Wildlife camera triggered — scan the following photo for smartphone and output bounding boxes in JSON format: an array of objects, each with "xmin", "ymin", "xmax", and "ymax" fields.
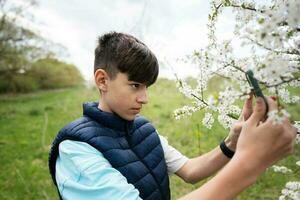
[
  {"xmin": 246, "ymin": 71, "xmax": 300, "ymax": 134},
  {"xmin": 245, "ymin": 70, "xmax": 269, "ymax": 114}
]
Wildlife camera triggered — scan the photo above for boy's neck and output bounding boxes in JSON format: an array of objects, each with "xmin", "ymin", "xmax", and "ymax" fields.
[{"xmin": 98, "ymin": 100, "xmax": 112, "ymax": 113}]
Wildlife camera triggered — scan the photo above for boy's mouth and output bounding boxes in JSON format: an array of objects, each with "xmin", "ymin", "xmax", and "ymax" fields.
[{"xmin": 131, "ymin": 107, "xmax": 141, "ymax": 112}]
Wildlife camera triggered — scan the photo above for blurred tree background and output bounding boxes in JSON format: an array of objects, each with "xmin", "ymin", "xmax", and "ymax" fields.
[{"xmin": 0, "ymin": 0, "xmax": 83, "ymax": 93}]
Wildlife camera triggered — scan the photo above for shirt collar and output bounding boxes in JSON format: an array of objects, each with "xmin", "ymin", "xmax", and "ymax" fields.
[{"xmin": 83, "ymin": 102, "xmax": 135, "ymax": 135}]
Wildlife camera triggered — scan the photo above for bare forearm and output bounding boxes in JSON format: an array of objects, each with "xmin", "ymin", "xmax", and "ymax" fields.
[
  {"xmin": 178, "ymin": 97, "xmax": 297, "ymax": 199},
  {"xmin": 177, "ymin": 139, "xmax": 234, "ymax": 183},
  {"xmin": 178, "ymin": 155, "xmax": 260, "ymax": 200},
  {"xmin": 190, "ymin": 147, "xmax": 229, "ymax": 182}
]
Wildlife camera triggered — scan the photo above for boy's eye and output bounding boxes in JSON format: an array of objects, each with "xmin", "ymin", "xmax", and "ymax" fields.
[{"xmin": 131, "ymin": 84, "xmax": 140, "ymax": 89}]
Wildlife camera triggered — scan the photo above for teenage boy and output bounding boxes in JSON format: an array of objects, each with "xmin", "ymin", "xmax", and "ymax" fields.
[{"xmin": 49, "ymin": 32, "xmax": 297, "ymax": 200}]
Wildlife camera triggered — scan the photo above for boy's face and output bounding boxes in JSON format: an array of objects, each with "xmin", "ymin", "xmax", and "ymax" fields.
[{"xmin": 99, "ymin": 72, "xmax": 148, "ymax": 121}]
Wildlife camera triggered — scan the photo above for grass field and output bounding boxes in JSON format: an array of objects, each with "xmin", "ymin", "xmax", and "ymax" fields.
[{"xmin": 0, "ymin": 78, "xmax": 299, "ymax": 200}]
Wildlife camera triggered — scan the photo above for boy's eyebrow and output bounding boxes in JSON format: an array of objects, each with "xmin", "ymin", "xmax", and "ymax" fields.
[
  {"xmin": 128, "ymin": 81, "xmax": 148, "ymax": 87},
  {"xmin": 128, "ymin": 80, "xmax": 143, "ymax": 84}
]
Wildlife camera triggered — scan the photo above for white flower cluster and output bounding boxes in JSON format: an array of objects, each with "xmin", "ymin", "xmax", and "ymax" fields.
[
  {"xmin": 267, "ymin": 109, "xmax": 291, "ymax": 124},
  {"xmin": 202, "ymin": 113, "xmax": 214, "ymax": 129},
  {"xmin": 174, "ymin": 77, "xmax": 241, "ymax": 129},
  {"xmin": 176, "ymin": 80, "xmax": 195, "ymax": 99},
  {"xmin": 218, "ymin": 87, "xmax": 240, "ymax": 108},
  {"xmin": 218, "ymin": 114, "xmax": 236, "ymax": 129},
  {"xmin": 279, "ymin": 181, "xmax": 300, "ymax": 200},
  {"xmin": 294, "ymin": 121, "xmax": 300, "ymax": 144},
  {"xmin": 296, "ymin": 135, "xmax": 300, "ymax": 145},
  {"xmin": 174, "ymin": 0, "xmax": 299, "ymax": 130},
  {"xmin": 232, "ymin": 1, "xmax": 299, "ymax": 92},
  {"xmin": 233, "ymin": 0, "xmax": 300, "ymax": 94},
  {"xmin": 174, "ymin": 105, "xmax": 199, "ymax": 120},
  {"xmin": 294, "ymin": 121, "xmax": 300, "ymax": 131},
  {"xmin": 240, "ymin": 0, "xmax": 300, "ymax": 47},
  {"xmin": 173, "ymin": 1, "xmax": 299, "ymax": 197},
  {"xmin": 271, "ymin": 165, "xmax": 293, "ymax": 174},
  {"xmin": 259, "ymin": 54, "xmax": 298, "ymax": 86}
]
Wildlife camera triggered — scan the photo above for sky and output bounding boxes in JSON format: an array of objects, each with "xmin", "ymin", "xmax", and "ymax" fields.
[{"xmin": 28, "ymin": 0, "xmax": 235, "ymax": 81}]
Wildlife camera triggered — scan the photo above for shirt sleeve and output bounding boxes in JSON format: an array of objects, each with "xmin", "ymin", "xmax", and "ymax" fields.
[
  {"xmin": 55, "ymin": 140, "xmax": 142, "ymax": 200},
  {"xmin": 158, "ymin": 134, "xmax": 189, "ymax": 175}
]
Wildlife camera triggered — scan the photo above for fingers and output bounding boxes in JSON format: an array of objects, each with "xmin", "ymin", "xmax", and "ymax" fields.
[
  {"xmin": 282, "ymin": 118, "xmax": 297, "ymax": 140},
  {"xmin": 247, "ymin": 97, "xmax": 268, "ymax": 126},
  {"xmin": 232, "ymin": 121, "xmax": 243, "ymax": 134},
  {"xmin": 266, "ymin": 97, "xmax": 277, "ymax": 112},
  {"xmin": 241, "ymin": 94, "xmax": 253, "ymax": 121},
  {"xmin": 265, "ymin": 97, "xmax": 280, "ymax": 124}
]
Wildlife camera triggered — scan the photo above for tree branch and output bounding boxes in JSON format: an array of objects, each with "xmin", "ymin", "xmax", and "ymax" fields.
[
  {"xmin": 246, "ymin": 37, "xmax": 300, "ymax": 56},
  {"xmin": 230, "ymin": 3, "xmax": 265, "ymax": 13},
  {"xmin": 263, "ymin": 77, "xmax": 300, "ymax": 88}
]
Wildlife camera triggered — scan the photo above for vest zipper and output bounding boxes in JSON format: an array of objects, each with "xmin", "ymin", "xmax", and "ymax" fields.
[{"xmin": 124, "ymin": 123, "xmax": 166, "ymax": 200}]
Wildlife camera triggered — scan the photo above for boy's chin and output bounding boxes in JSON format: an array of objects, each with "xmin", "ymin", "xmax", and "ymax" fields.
[{"xmin": 120, "ymin": 114, "xmax": 137, "ymax": 121}]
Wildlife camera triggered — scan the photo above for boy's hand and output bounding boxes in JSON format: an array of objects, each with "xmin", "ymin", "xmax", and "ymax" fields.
[
  {"xmin": 225, "ymin": 94, "xmax": 253, "ymax": 151},
  {"xmin": 235, "ymin": 96, "xmax": 297, "ymax": 172},
  {"xmin": 178, "ymin": 97, "xmax": 296, "ymax": 200}
]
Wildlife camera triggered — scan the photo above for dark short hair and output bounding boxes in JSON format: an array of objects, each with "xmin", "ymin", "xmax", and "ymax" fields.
[{"xmin": 94, "ymin": 32, "xmax": 159, "ymax": 86}]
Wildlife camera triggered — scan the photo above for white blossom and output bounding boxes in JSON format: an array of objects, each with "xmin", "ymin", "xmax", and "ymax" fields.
[
  {"xmin": 202, "ymin": 113, "xmax": 214, "ymax": 129},
  {"xmin": 296, "ymin": 135, "xmax": 300, "ymax": 145},
  {"xmin": 174, "ymin": 0, "xmax": 299, "ymax": 130},
  {"xmin": 218, "ymin": 114, "xmax": 236, "ymax": 129},
  {"xmin": 267, "ymin": 109, "xmax": 291, "ymax": 124},
  {"xmin": 272, "ymin": 165, "xmax": 293, "ymax": 174},
  {"xmin": 174, "ymin": 105, "xmax": 199, "ymax": 120},
  {"xmin": 294, "ymin": 121, "xmax": 300, "ymax": 132},
  {"xmin": 286, "ymin": 0, "xmax": 300, "ymax": 28},
  {"xmin": 173, "ymin": 1, "xmax": 299, "ymax": 198},
  {"xmin": 279, "ymin": 181, "xmax": 300, "ymax": 200},
  {"xmin": 176, "ymin": 80, "xmax": 195, "ymax": 99},
  {"xmin": 291, "ymin": 96, "xmax": 300, "ymax": 104},
  {"xmin": 294, "ymin": 121, "xmax": 300, "ymax": 144}
]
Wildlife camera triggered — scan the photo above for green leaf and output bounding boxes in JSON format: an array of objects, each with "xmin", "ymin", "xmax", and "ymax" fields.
[
  {"xmin": 227, "ymin": 113, "xmax": 239, "ymax": 120},
  {"xmin": 258, "ymin": 18, "xmax": 265, "ymax": 24},
  {"xmin": 224, "ymin": 0, "xmax": 231, "ymax": 6},
  {"xmin": 258, "ymin": 64, "xmax": 266, "ymax": 70},
  {"xmin": 287, "ymin": 30, "xmax": 294, "ymax": 38}
]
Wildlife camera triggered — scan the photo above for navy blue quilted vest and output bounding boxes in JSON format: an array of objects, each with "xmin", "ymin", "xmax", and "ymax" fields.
[{"xmin": 49, "ymin": 102, "xmax": 170, "ymax": 200}]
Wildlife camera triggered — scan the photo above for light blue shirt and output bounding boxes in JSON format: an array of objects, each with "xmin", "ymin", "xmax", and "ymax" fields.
[{"xmin": 56, "ymin": 140, "xmax": 142, "ymax": 200}]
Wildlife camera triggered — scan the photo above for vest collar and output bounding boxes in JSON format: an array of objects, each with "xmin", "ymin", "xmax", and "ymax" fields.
[{"xmin": 83, "ymin": 102, "xmax": 134, "ymax": 135}]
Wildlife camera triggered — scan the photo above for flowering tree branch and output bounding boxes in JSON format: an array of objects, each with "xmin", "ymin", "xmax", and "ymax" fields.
[{"xmin": 173, "ymin": 1, "xmax": 300, "ymax": 197}]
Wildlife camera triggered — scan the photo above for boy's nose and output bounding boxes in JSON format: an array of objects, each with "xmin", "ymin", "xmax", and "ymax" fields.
[{"xmin": 137, "ymin": 89, "xmax": 148, "ymax": 104}]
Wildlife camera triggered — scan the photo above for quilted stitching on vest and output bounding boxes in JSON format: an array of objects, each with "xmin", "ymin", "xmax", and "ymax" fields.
[{"xmin": 49, "ymin": 102, "xmax": 170, "ymax": 200}]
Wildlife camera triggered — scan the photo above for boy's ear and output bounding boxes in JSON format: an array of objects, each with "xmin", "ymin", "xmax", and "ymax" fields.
[{"xmin": 94, "ymin": 69, "xmax": 109, "ymax": 92}]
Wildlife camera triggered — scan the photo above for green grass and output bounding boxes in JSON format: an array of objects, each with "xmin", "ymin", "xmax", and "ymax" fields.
[{"xmin": 0, "ymin": 80, "xmax": 299, "ymax": 199}]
